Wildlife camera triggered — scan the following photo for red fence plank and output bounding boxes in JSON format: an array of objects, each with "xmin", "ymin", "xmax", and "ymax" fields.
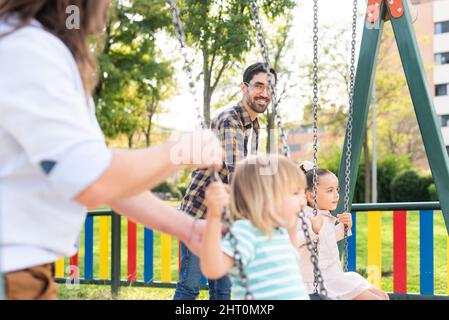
[
  {"xmin": 70, "ymin": 252, "xmax": 78, "ymax": 268},
  {"xmin": 128, "ymin": 220, "xmax": 137, "ymax": 282},
  {"xmin": 393, "ymin": 210, "xmax": 407, "ymax": 293},
  {"xmin": 70, "ymin": 252, "xmax": 79, "ymax": 279}
]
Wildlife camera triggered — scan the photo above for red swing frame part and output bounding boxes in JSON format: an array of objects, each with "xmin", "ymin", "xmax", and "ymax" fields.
[{"xmin": 366, "ymin": 0, "xmax": 405, "ymax": 23}]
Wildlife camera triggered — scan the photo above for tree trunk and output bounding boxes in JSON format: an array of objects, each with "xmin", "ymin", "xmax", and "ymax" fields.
[
  {"xmin": 145, "ymin": 113, "xmax": 153, "ymax": 148},
  {"xmin": 128, "ymin": 133, "xmax": 134, "ymax": 149},
  {"xmin": 203, "ymin": 48, "xmax": 211, "ymax": 127},
  {"xmin": 203, "ymin": 89, "xmax": 212, "ymax": 128},
  {"xmin": 94, "ymin": 21, "xmax": 112, "ymax": 98},
  {"xmin": 363, "ymin": 130, "xmax": 371, "ymax": 203},
  {"xmin": 144, "ymin": 130, "xmax": 151, "ymax": 148}
]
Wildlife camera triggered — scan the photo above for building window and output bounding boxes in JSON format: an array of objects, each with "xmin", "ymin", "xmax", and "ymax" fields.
[
  {"xmin": 289, "ymin": 144, "xmax": 302, "ymax": 152},
  {"xmin": 436, "ymin": 52, "xmax": 449, "ymax": 65},
  {"xmin": 441, "ymin": 115, "xmax": 449, "ymax": 127},
  {"xmin": 436, "ymin": 84, "xmax": 448, "ymax": 96},
  {"xmin": 435, "ymin": 21, "xmax": 449, "ymax": 34}
]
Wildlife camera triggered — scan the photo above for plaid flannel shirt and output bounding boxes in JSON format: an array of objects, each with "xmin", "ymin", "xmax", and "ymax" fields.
[{"xmin": 180, "ymin": 103, "xmax": 260, "ymax": 218}]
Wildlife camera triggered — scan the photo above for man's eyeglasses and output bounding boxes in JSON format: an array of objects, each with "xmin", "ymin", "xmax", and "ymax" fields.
[{"xmin": 244, "ymin": 82, "xmax": 274, "ymax": 94}]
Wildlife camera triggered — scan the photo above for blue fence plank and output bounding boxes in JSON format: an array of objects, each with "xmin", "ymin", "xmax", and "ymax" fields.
[
  {"xmin": 420, "ymin": 210, "xmax": 434, "ymax": 295},
  {"xmin": 84, "ymin": 215, "xmax": 94, "ymax": 280},
  {"xmin": 348, "ymin": 211, "xmax": 357, "ymax": 272},
  {"xmin": 144, "ymin": 228, "xmax": 154, "ymax": 282}
]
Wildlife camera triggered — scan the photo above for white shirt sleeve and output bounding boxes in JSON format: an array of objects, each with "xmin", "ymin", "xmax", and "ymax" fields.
[
  {"xmin": 297, "ymin": 206, "xmax": 319, "ymax": 248},
  {"xmin": 0, "ymin": 28, "xmax": 112, "ymax": 200}
]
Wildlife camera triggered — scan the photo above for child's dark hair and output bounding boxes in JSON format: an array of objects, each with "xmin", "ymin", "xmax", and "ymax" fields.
[{"xmin": 299, "ymin": 163, "xmax": 333, "ymax": 191}]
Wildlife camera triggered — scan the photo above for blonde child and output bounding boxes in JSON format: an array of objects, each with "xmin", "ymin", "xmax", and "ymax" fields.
[
  {"xmin": 200, "ymin": 155, "xmax": 309, "ymax": 300},
  {"xmin": 297, "ymin": 162, "xmax": 389, "ymax": 300}
]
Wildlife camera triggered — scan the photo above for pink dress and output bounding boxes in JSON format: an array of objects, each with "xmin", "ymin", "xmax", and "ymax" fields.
[{"xmin": 297, "ymin": 206, "xmax": 371, "ymax": 300}]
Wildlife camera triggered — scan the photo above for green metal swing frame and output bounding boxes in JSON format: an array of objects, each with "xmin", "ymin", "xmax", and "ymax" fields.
[{"xmin": 335, "ymin": 0, "xmax": 449, "ymax": 236}]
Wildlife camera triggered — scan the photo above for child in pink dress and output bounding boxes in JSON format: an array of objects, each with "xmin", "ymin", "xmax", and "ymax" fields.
[{"xmin": 296, "ymin": 162, "xmax": 389, "ymax": 300}]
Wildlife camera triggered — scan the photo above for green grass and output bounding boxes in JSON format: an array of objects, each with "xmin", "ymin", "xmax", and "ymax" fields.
[
  {"xmin": 57, "ymin": 208, "xmax": 449, "ymax": 300},
  {"xmin": 57, "ymin": 285, "xmax": 210, "ymax": 300}
]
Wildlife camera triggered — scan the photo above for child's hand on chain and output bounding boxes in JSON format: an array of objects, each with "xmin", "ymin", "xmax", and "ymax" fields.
[
  {"xmin": 204, "ymin": 182, "xmax": 230, "ymax": 218},
  {"xmin": 337, "ymin": 212, "xmax": 352, "ymax": 229}
]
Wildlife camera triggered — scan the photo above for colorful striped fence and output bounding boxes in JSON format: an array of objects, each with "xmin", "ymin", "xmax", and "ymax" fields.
[
  {"xmin": 348, "ymin": 202, "xmax": 449, "ymax": 299},
  {"xmin": 54, "ymin": 203, "xmax": 449, "ymax": 299},
  {"xmin": 54, "ymin": 210, "xmax": 193, "ymax": 294}
]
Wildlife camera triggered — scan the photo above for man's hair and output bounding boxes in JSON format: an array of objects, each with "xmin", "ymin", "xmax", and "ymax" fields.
[{"xmin": 243, "ymin": 62, "xmax": 277, "ymax": 84}]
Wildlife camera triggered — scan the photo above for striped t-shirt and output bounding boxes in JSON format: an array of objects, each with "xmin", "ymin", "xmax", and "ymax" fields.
[{"xmin": 221, "ymin": 220, "xmax": 309, "ymax": 300}]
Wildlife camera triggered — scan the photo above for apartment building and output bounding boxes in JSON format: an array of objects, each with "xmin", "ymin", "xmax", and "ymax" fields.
[{"xmin": 433, "ymin": 0, "xmax": 449, "ymax": 151}]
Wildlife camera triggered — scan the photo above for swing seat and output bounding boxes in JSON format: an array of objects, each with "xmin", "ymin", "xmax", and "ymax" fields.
[{"xmin": 309, "ymin": 293, "xmax": 332, "ymax": 300}]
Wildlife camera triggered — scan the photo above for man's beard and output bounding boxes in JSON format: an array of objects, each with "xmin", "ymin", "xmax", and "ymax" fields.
[{"xmin": 247, "ymin": 96, "xmax": 270, "ymax": 114}]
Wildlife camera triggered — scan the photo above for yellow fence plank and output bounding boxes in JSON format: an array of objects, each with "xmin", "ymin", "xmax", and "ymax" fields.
[
  {"xmin": 99, "ymin": 216, "xmax": 109, "ymax": 280},
  {"xmin": 368, "ymin": 211, "xmax": 382, "ymax": 288},
  {"xmin": 161, "ymin": 233, "xmax": 172, "ymax": 283},
  {"xmin": 55, "ymin": 258, "xmax": 65, "ymax": 278}
]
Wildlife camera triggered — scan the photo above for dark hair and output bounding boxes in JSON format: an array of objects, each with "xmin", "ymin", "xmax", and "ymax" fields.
[
  {"xmin": 299, "ymin": 164, "xmax": 333, "ymax": 192},
  {"xmin": 0, "ymin": 0, "xmax": 110, "ymax": 94},
  {"xmin": 243, "ymin": 62, "xmax": 277, "ymax": 84}
]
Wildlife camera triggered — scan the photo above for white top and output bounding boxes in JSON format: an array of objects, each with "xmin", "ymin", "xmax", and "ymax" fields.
[
  {"xmin": 0, "ymin": 17, "xmax": 112, "ymax": 272},
  {"xmin": 296, "ymin": 206, "xmax": 372, "ymax": 300},
  {"xmin": 297, "ymin": 206, "xmax": 352, "ymax": 282}
]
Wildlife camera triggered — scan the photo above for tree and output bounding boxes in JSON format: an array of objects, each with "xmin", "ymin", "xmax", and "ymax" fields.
[
  {"xmin": 95, "ymin": 0, "xmax": 174, "ymax": 148},
  {"xmin": 391, "ymin": 170, "xmax": 426, "ymax": 202},
  {"xmin": 376, "ymin": 154, "xmax": 411, "ymax": 202},
  {"xmin": 176, "ymin": 0, "xmax": 295, "ymax": 126}
]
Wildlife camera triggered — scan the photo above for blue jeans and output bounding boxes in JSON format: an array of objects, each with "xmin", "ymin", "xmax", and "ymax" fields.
[{"xmin": 173, "ymin": 242, "xmax": 231, "ymax": 300}]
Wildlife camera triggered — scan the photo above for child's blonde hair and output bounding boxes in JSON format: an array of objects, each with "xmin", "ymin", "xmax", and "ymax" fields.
[{"xmin": 229, "ymin": 154, "xmax": 306, "ymax": 236}]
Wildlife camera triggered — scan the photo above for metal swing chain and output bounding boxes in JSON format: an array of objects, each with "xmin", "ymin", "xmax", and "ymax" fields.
[
  {"xmin": 298, "ymin": 210, "xmax": 327, "ymax": 297},
  {"xmin": 342, "ymin": 0, "xmax": 358, "ymax": 273},
  {"xmin": 213, "ymin": 172, "xmax": 254, "ymax": 300},
  {"xmin": 167, "ymin": 0, "xmax": 206, "ymax": 129},
  {"xmin": 311, "ymin": 0, "xmax": 319, "ymax": 220},
  {"xmin": 168, "ymin": 0, "xmax": 253, "ymax": 299},
  {"xmin": 248, "ymin": 0, "xmax": 290, "ymax": 158},
  {"xmin": 311, "ymin": 0, "xmax": 324, "ymax": 296}
]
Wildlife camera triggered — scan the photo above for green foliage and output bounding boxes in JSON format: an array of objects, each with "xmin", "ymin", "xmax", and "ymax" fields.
[
  {"xmin": 419, "ymin": 174, "xmax": 434, "ymax": 201},
  {"xmin": 318, "ymin": 145, "xmax": 341, "ymax": 174},
  {"xmin": 95, "ymin": 0, "xmax": 174, "ymax": 146},
  {"xmin": 390, "ymin": 170, "xmax": 426, "ymax": 202},
  {"xmin": 376, "ymin": 155, "xmax": 411, "ymax": 202},
  {"xmin": 428, "ymin": 184, "xmax": 438, "ymax": 201},
  {"xmin": 319, "ymin": 150, "xmax": 416, "ymax": 203}
]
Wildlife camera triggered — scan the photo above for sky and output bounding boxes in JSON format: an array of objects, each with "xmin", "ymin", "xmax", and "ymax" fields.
[{"xmin": 155, "ymin": 0, "xmax": 371, "ymax": 132}]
